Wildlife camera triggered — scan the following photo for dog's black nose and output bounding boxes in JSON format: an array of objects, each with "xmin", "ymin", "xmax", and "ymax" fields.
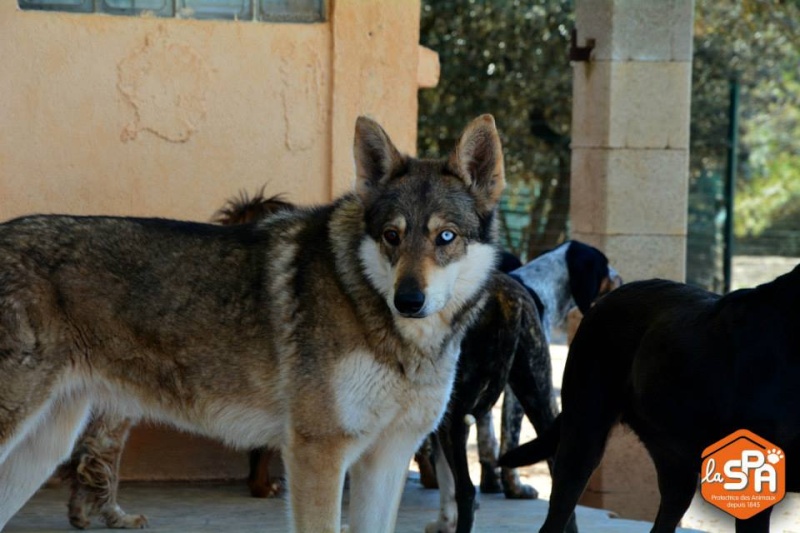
[{"xmin": 394, "ymin": 278, "xmax": 425, "ymax": 315}]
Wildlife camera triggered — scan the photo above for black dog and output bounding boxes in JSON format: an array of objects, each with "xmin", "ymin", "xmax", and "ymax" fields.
[{"xmin": 500, "ymin": 267, "xmax": 800, "ymax": 533}]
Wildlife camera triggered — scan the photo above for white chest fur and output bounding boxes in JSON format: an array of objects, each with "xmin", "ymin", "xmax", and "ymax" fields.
[{"xmin": 331, "ymin": 345, "xmax": 459, "ymax": 438}]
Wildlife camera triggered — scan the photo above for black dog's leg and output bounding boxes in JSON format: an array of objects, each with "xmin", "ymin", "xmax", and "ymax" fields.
[
  {"xmin": 426, "ymin": 424, "xmax": 477, "ymax": 533},
  {"xmin": 648, "ymin": 451, "xmax": 698, "ymax": 533},
  {"xmin": 506, "ymin": 338, "xmax": 578, "ymax": 532},
  {"xmin": 443, "ymin": 418, "xmax": 478, "ymax": 533},
  {"xmin": 734, "ymin": 507, "xmax": 772, "ymax": 533},
  {"xmin": 539, "ymin": 418, "xmax": 608, "ymax": 533}
]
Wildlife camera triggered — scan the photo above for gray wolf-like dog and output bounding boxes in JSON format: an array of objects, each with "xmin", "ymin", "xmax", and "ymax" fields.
[
  {"xmin": 58, "ymin": 190, "xmax": 296, "ymax": 530},
  {"xmin": 0, "ymin": 114, "xmax": 505, "ymax": 532},
  {"xmin": 500, "ymin": 270, "xmax": 800, "ymax": 532}
]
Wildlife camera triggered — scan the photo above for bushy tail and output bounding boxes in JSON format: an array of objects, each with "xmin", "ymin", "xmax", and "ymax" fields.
[
  {"xmin": 213, "ymin": 186, "xmax": 294, "ymax": 226},
  {"xmin": 498, "ymin": 414, "xmax": 562, "ymax": 468}
]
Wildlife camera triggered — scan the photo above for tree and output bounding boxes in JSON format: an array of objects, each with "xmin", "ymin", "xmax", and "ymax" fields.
[
  {"xmin": 418, "ymin": 0, "xmax": 574, "ymax": 260},
  {"xmin": 418, "ymin": 0, "xmax": 800, "ymax": 263},
  {"xmin": 692, "ymin": 0, "xmax": 800, "ymax": 241}
]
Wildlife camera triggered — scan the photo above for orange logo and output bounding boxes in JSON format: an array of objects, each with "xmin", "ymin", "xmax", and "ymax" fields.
[{"xmin": 701, "ymin": 429, "xmax": 785, "ymax": 519}]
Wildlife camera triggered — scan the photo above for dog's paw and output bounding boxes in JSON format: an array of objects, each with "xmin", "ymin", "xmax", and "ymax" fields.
[
  {"xmin": 67, "ymin": 500, "xmax": 91, "ymax": 530},
  {"xmin": 424, "ymin": 516, "xmax": 456, "ymax": 533},
  {"xmin": 249, "ymin": 479, "xmax": 285, "ymax": 498},
  {"xmin": 68, "ymin": 513, "xmax": 91, "ymax": 530},
  {"xmin": 102, "ymin": 509, "xmax": 149, "ymax": 529},
  {"xmin": 503, "ymin": 482, "xmax": 538, "ymax": 500},
  {"xmin": 479, "ymin": 467, "xmax": 503, "ymax": 494}
]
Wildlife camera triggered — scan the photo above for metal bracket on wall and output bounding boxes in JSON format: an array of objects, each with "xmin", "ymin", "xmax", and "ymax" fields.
[{"xmin": 570, "ymin": 29, "xmax": 595, "ymax": 62}]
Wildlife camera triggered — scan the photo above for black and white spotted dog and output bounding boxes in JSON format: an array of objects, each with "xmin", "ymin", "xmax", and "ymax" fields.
[{"xmin": 477, "ymin": 241, "xmax": 622, "ymax": 499}]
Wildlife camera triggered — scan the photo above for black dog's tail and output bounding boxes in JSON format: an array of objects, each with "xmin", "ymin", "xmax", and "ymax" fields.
[{"xmin": 498, "ymin": 414, "xmax": 562, "ymax": 468}]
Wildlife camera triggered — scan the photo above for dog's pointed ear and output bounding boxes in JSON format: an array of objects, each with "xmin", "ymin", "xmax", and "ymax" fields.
[
  {"xmin": 566, "ymin": 241, "xmax": 610, "ymax": 315},
  {"xmin": 353, "ymin": 116, "xmax": 406, "ymax": 203},
  {"xmin": 448, "ymin": 114, "xmax": 506, "ymax": 213}
]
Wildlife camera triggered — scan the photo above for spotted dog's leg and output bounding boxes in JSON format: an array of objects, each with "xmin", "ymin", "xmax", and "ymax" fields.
[
  {"xmin": 475, "ymin": 412, "xmax": 502, "ymax": 493},
  {"xmin": 499, "ymin": 388, "xmax": 537, "ymax": 499}
]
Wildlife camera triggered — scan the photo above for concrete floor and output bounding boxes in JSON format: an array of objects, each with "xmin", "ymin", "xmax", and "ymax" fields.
[
  {"xmin": 6, "ymin": 476, "xmax": 703, "ymax": 533},
  {"xmin": 3, "ymin": 343, "xmax": 750, "ymax": 532}
]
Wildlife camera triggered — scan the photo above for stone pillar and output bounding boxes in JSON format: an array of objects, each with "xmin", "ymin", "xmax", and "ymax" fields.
[
  {"xmin": 569, "ymin": 0, "xmax": 694, "ymax": 521},
  {"xmin": 329, "ymin": 0, "xmax": 422, "ymax": 197}
]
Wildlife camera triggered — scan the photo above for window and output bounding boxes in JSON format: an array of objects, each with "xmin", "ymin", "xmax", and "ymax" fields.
[{"xmin": 18, "ymin": 0, "xmax": 325, "ymax": 22}]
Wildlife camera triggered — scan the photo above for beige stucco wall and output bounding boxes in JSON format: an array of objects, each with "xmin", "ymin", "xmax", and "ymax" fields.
[
  {"xmin": 0, "ymin": 0, "xmax": 422, "ymax": 223},
  {"xmin": 0, "ymin": 0, "xmax": 425, "ymax": 480}
]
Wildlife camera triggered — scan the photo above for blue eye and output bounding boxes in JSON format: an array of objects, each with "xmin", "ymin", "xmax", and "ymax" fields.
[{"xmin": 436, "ymin": 230, "xmax": 456, "ymax": 246}]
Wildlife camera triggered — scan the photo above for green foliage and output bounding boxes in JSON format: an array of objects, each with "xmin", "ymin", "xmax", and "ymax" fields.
[
  {"xmin": 419, "ymin": 0, "xmax": 800, "ymax": 256},
  {"xmin": 736, "ymin": 151, "xmax": 800, "ymax": 236},
  {"xmin": 418, "ymin": 0, "xmax": 574, "ymax": 258},
  {"xmin": 692, "ymin": 0, "xmax": 800, "ymax": 239},
  {"xmin": 419, "ymin": 0, "xmax": 573, "ymax": 171}
]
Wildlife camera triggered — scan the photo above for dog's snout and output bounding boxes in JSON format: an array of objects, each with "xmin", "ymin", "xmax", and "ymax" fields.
[{"xmin": 394, "ymin": 277, "xmax": 425, "ymax": 316}]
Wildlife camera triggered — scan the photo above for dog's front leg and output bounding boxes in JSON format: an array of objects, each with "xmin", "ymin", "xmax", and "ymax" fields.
[
  {"xmin": 0, "ymin": 394, "xmax": 91, "ymax": 529},
  {"xmin": 283, "ymin": 433, "xmax": 347, "ymax": 533},
  {"xmin": 347, "ymin": 429, "xmax": 421, "ymax": 533}
]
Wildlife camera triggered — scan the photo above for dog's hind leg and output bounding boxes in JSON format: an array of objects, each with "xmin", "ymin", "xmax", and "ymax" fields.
[
  {"xmin": 475, "ymin": 411, "xmax": 502, "ymax": 494},
  {"xmin": 424, "ymin": 418, "xmax": 478, "ymax": 533},
  {"xmin": 414, "ymin": 436, "xmax": 439, "ymax": 489},
  {"xmin": 444, "ymin": 418, "xmax": 477, "ymax": 533},
  {"xmin": 424, "ymin": 435, "xmax": 457, "ymax": 533},
  {"xmin": 248, "ymin": 447, "xmax": 282, "ymax": 498},
  {"xmin": 498, "ymin": 388, "xmax": 537, "ymax": 499},
  {"xmin": 64, "ymin": 414, "xmax": 147, "ymax": 529},
  {"xmin": 734, "ymin": 507, "xmax": 772, "ymax": 533},
  {"xmin": 647, "ymin": 450, "xmax": 702, "ymax": 533},
  {"xmin": 348, "ymin": 429, "xmax": 422, "ymax": 533},
  {"xmin": 536, "ymin": 412, "xmax": 611, "ymax": 533},
  {"xmin": 0, "ymin": 393, "xmax": 91, "ymax": 528}
]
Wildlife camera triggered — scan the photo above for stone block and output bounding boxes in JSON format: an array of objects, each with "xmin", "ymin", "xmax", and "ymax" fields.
[
  {"xmin": 571, "ymin": 232, "xmax": 686, "ymax": 282},
  {"xmin": 576, "ymin": 0, "xmax": 694, "ymax": 62},
  {"xmin": 580, "ymin": 425, "xmax": 660, "ymax": 522},
  {"xmin": 417, "ymin": 45, "xmax": 440, "ymax": 89},
  {"xmin": 572, "ymin": 61, "xmax": 692, "ymax": 150},
  {"xmin": 571, "ymin": 148, "xmax": 688, "ymax": 236}
]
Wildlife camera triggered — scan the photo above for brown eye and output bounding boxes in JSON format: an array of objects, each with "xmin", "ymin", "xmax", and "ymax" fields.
[
  {"xmin": 436, "ymin": 230, "xmax": 457, "ymax": 246},
  {"xmin": 383, "ymin": 229, "xmax": 401, "ymax": 246}
]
